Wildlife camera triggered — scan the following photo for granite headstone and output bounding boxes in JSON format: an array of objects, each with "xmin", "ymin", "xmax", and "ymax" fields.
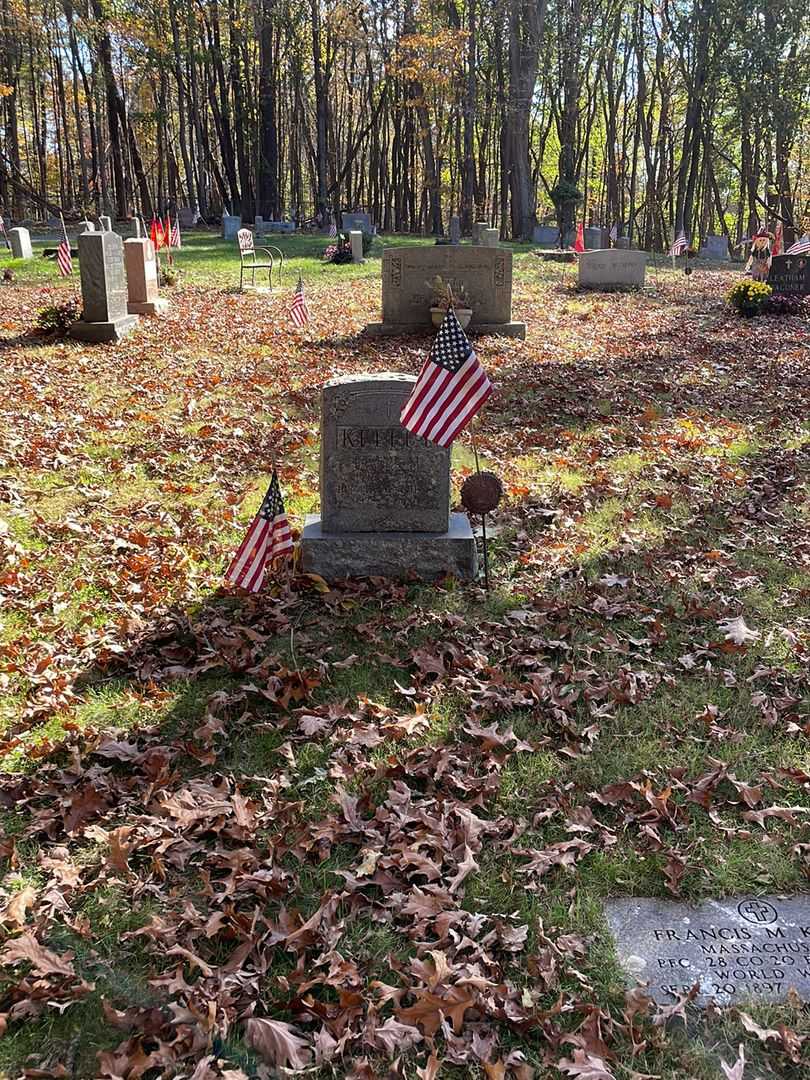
[
  {"xmin": 342, "ymin": 212, "xmax": 375, "ymax": 235},
  {"xmin": 449, "ymin": 215, "xmax": 461, "ymax": 245},
  {"xmin": 533, "ymin": 224, "xmax": 560, "ymax": 246},
  {"xmin": 699, "ymin": 234, "xmax": 729, "ymax": 260},
  {"xmin": 606, "ymin": 894, "xmax": 810, "ymax": 1006},
  {"xmin": 300, "ymin": 373, "xmax": 477, "ymax": 581},
  {"xmin": 70, "ymin": 228, "xmax": 138, "ymax": 342},
  {"xmin": 366, "ymin": 246, "xmax": 524, "ymax": 338},
  {"xmin": 124, "ymin": 228, "xmax": 168, "ymax": 316},
  {"xmin": 350, "ymin": 230, "xmax": 364, "ymax": 264},
  {"xmin": 222, "ymin": 215, "xmax": 242, "ymax": 240},
  {"xmin": 768, "ymin": 253, "xmax": 810, "ymax": 296},
  {"xmin": 8, "ymin": 227, "xmax": 33, "ymax": 260},
  {"xmin": 578, "ymin": 249, "xmax": 646, "ymax": 289},
  {"xmin": 178, "ymin": 206, "xmax": 199, "ymax": 229}
]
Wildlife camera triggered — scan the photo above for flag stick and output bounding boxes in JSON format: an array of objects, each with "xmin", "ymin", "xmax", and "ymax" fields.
[{"xmin": 468, "ymin": 415, "xmax": 490, "ymax": 590}]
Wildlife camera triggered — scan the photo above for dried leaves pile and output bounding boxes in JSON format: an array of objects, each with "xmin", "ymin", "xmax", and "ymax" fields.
[{"xmin": 0, "ymin": 266, "xmax": 809, "ymax": 1077}]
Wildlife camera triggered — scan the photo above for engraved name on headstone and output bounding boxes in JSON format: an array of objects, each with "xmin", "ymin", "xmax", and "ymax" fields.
[
  {"xmin": 768, "ymin": 254, "xmax": 810, "ymax": 296},
  {"xmin": 606, "ymin": 895, "xmax": 810, "ymax": 1006},
  {"xmin": 366, "ymin": 245, "xmax": 525, "ymax": 338},
  {"xmin": 320, "ymin": 373, "xmax": 450, "ymax": 534}
]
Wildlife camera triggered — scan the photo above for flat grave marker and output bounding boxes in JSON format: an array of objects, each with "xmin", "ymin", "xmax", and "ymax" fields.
[{"xmin": 606, "ymin": 894, "xmax": 810, "ymax": 1006}]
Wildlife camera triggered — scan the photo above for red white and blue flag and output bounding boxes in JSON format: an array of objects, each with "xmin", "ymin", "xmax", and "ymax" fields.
[
  {"xmin": 171, "ymin": 216, "xmax": 181, "ymax": 249},
  {"xmin": 0, "ymin": 214, "xmax": 9, "ymax": 250},
  {"xmin": 785, "ymin": 235, "xmax": 810, "ymax": 256},
  {"xmin": 225, "ymin": 471, "xmax": 293, "ymax": 592},
  {"xmin": 290, "ymin": 275, "xmax": 309, "ymax": 328},
  {"xmin": 56, "ymin": 221, "xmax": 73, "ymax": 276},
  {"xmin": 400, "ymin": 307, "xmax": 492, "ymax": 448},
  {"xmin": 329, "ymin": 218, "xmax": 337, "ymax": 238},
  {"xmin": 669, "ymin": 231, "xmax": 688, "ymax": 256}
]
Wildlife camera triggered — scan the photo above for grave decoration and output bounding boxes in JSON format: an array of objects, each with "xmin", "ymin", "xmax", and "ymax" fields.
[
  {"xmin": 745, "ymin": 228, "xmax": 773, "ymax": 282},
  {"xmin": 606, "ymin": 894, "xmax": 810, "ymax": 1007},
  {"xmin": 300, "ymin": 373, "xmax": 477, "ymax": 581},
  {"xmin": 428, "ymin": 275, "xmax": 472, "ymax": 328},
  {"xmin": 461, "ymin": 470, "xmax": 502, "ymax": 591}
]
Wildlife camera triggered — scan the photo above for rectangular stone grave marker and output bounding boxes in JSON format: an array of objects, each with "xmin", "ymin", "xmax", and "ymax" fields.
[
  {"xmin": 578, "ymin": 249, "xmax": 646, "ymax": 289},
  {"xmin": 8, "ymin": 227, "xmax": 33, "ymax": 260},
  {"xmin": 768, "ymin": 253, "xmax": 810, "ymax": 296},
  {"xmin": 178, "ymin": 206, "xmax": 199, "ymax": 229},
  {"xmin": 350, "ymin": 230, "xmax": 364, "ymax": 264},
  {"xmin": 222, "ymin": 214, "xmax": 242, "ymax": 240},
  {"xmin": 699, "ymin": 234, "xmax": 729, "ymax": 260},
  {"xmin": 606, "ymin": 895, "xmax": 810, "ymax": 1006},
  {"xmin": 365, "ymin": 245, "xmax": 525, "ymax": 338},
  {"xmin": 342, "ymin": 212, "xmax": 374, "ymax": 235},
  {"xmin": 300, "ymin": 373, "xmax": 477, "ymax": 581},
  {"xmin": 70, "ymin": 229, "xmax": 138, "ymax": 342},
  {"xmin": 449, "ymin": 215, "xmax": 461, "ymax": 245},
  {"xmin": 533, "ymin": 224, "xmax": 560, "ymax": 247},
  {"xmin": 124, "ymin": 233, "xmax": 168, "ymax": 316}
]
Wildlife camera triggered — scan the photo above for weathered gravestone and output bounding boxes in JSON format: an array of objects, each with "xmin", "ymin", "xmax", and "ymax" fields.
[
  {"xmin": 606, "ymin": 895, "xmax": 810, "ymax": 1006},
  {"xmin": 300, "ymin": 373, "xmax": 477, "ymax": 581},
  {"xmin": 578, "ymin": 249, "xmax": 646, "ymax": 290},
  {"xmin": 8, "ymin": 227, "xmax": 33, "ymax": 260},
  {"xmin": 449, "ymin": 215, "xmax": 461, "ymax": 245},
  {"xmin": 124, "ymin": 221, "xmax": 168, "ymax": 316},
  {"xmin": 614, "ymin": 236, "xmax": 631, "ymax": 250},
  {"xmin": 98, "ymin": 215, "xmax": 113, "ymax": 233},
  {"xmin": 177, "ymin": 206, "xmax": 199, "ymax": 229},
  {"xmin": 350, "ymin": 230, "xmax": 364, "ymax": 264},
  {"xmin": 585, "ymin": 226, "xmax": 609, "ymax": 250},
  {"xmin": 222, "ymin": 215, "xmax": 242, "ymax": 240},
  {"xmin": 342, "ymin": 212, "xmax": 375, "ymax": 235},
  {"xmin": 533, "ymin": 224, "xmax": 560, "ymax": 247},
  {"xmin": 365, "ymin": 246, "xmax": 525, "ymax": 338},
  {"xmin": 70, "ymin": 225, "xmax": 138, "ymax": 343},
  {"xmin": 768, "ymin": 253, "xmax": 810, "ymax": 296},
  {"xmin": 699, "ymin": 234, "xmax": 729, "ymax": 260},
  {"xmin": 471, "ymin": 222, "xmax": 488, "ymax": 244},
  {"xmin": 482, "ymin": 228, "xmax": 499, "ymax": 248}
]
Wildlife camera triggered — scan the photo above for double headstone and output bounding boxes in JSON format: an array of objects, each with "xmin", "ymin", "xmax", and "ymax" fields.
[
  {"xmin": 365, "ymin": 246, "xmax": 525, "ymax": 338},
  {"xmin": 768, "ymin": 253, "xmax": 810, "ymax": 295},
  {"xmin": 577, "ymin": 249, "xmax": 647, "ymax": 289},
  {"xmin": 300, "ymin": 374, "xmax": 477, "ymax": 581},
  {"xmin": 8, "ymin": 227, "xmax": 33, "ymax": 260},
  {"xmin": 124, "ymin": 220, "xmax": 168, "ymax": 316},
  {"xmin": 69, "ymin": 222, "xmax": 138, "ymax": 343}
]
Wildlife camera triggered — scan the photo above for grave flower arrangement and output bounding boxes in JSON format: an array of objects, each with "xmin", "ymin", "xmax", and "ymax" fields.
[
  {"xmin": 323, "ymin": 233, "xmax": 353, "ymax": 264},
  {"xmin": 727, "ymin": 279, "xmax": 772, "ymax": 317},
  {"xmin": 427, "ymin": 275, "xmax": 472, "ymax": 328}
]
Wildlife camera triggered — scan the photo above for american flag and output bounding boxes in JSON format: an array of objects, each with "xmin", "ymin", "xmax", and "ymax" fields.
[
  {"xmin": 785, "ymin": 235, "xmax": 810, "ymax": 255},
  {"xmin": 171, "ymin": 216, "xmax": 181, "ymax": 248},
  {"xmin": 669, "ymin": 231, "xmax": 688, "ymax": 256},
  {"xmin": 400, "ymin": 307, "xmax": 492, "ymax": 448},
  {"xmin": 329, "ymin": 218, "xmax": 337, "ymax": 238},
  {"xmin": 225, "ymin": 471, "xmax": 293, "ymax": 592},
  {"xmin": 56, "ymin": 221, "xmax": 73, "ymax": 276},
  {"xmin": 290, "ymin": 275, "xmax": 309, "ymax": 328},
  {"xmin": 0, "ymin": 214, "xmax": 9, "ymax": 250},
  {"xmin": 609, "ymin": 223, "xmax": 618, "ymax": 244}
]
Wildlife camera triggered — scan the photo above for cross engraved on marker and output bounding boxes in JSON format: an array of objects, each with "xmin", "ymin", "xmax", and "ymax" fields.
[{"xmin": 737, "ymin": 899, "xmax": 778, "ymax": 925}]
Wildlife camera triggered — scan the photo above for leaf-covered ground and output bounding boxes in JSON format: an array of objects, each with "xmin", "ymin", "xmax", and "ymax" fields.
[{"xmin": 0, "ymin": 235, "xmax": 809, "ymax": 1079}]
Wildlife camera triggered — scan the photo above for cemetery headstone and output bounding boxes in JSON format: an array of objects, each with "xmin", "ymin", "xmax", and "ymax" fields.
[
  {"xmin": 578, "ymin": 248, "xmax": 646, "ymax": 289},
  {"xmin": 124, "ymin": 220, "xmax": 168, "ymax": 316},
  {"xmin": 584, "ymin": 226, "xmax": 608, "ymax": 250},
  {"xmin": 482, "ymin": 228, "xmax": 500, "ymax": 248},
  {"xmin": 533, "ymin": 224, "xmax": 560, "ymax": 246},
  {"xmin": 300, "ymin": 373, "xmax": 477, "ymax": 581},
  {"xmin": 69, "ymin": 227, "xmax": 138, "ymax": 343},
  {"xmin": 449, "ymin": 215, "xmax": 461, "ymax": 245},
  {"xmin": 350, "ymin": 230, "xmax": 364, "ymax": 264},
  {"xmin": 614, "ymin": 236, "xmax": 631, "ymax": 250},
  {"xmin": 177, "ymin": 206, "xmax": 199, "ymax": 229},
  {"xmin": 606, "ymin": 894, "xmax": 810, "ymax": 1006},
  {"xmin": 222, "ymin": 215, "xmax": 242, "ymax": 240},
  {"xmin": 80, "ymin": 220, "xmax": 96, "ymax": 233},
  {"xmin": 342, "ymin": 211, "xmax": 375, "ymax": 235},
  {"xmin": 8, "ymin": 227, "xmax": 33, "ymax": 260},
  {"xmin": 699, "ymin": 234, "xmax": 729, "ymax": 260},
  {"xmin": 471, "ymin": 221, "xmax": 488, "ymax": 244},
  {"xmin": 768, "ymin": 253, "xmax": 810, "ymax": 296},
  {"xmin": 366, "ymin": 246, "xmax": 524, "ymax": 338},
  {"xmin": 98, "ymin": 215, "xmax": 113, "ymax": 233}
]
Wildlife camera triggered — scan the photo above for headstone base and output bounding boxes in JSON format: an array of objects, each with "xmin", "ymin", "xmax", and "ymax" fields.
[
  {"xmin": 301, "ymin": 513, "xmax": 478, "ymax": 582},
  {"xmin": 69, "ymin": 315, "xmax": 139, "ymax": 343},
  {"xmin": 364, "ymin": 320, "xmax": 526, "ymax": 340},
  {"xmin": 128, "ymin": 298, "xmax": 169, "ymax": 316}
]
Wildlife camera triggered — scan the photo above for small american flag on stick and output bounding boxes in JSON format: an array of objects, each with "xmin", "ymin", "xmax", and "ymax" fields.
[
  {"xmin": 290, "ymin": 275, "xmax": 309, "ymax": 328},
  {"xmin": 171, "ymin": 216, "xmax": 181, "ymax": 249},
  {"xmin": 0, "ymin": 213, "xmax": 9, "ymax": 250},
  {"xmin": 225, "ymin": 471, "xmax": 293, "ymax": 592},
  {"xmin": 400, "ymin": 307, "xmax": 492, "ymax": 448},
  {"xmin": 785, "ymin": 235, "xmax": 810, "ymax": 255},
  {"xmin": 56, "ymin": 218, "xmax": 73, "ymax": 276},
  {"xmin": 669, "ymin": 231, "xmax": 688, "ymax": 256},
  {"xmin": 329, "ymin": 218, "xmax": 337, "ymax": 238}
]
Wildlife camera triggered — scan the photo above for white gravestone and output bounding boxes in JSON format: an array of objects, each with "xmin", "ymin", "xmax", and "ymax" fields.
[
  {"xmin": 8, "ymin": 228, "xmax": 33, "ymax": 260},
  {"xmin": 350, "ymin": 230, "xmax": 364, "ymax": 264}
]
